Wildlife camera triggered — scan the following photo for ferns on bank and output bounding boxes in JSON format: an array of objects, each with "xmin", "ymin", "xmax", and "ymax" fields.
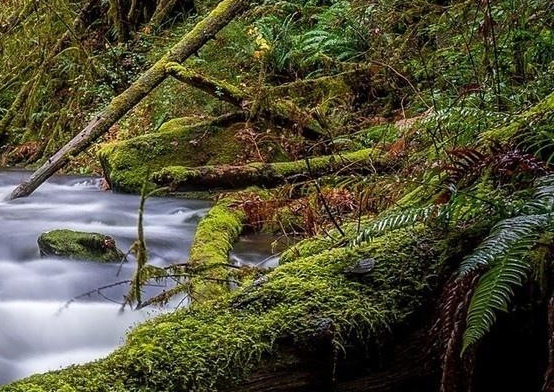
[
  {"xmin": 353, "ymin": 170, "xmax": 554, "ymax": 354},
  {"xmin": 460, "ymin": 174, "xmax": 554, "ymax": 351}
]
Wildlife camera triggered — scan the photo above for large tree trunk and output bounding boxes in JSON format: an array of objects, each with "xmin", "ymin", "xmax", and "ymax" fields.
[
  {"xmin": 6, "ymin": 0, "xmax": 249, "ymax": 201},
  {"xmin": 229, "ymin": 328, "xmax": 435, "ymax": 392}
]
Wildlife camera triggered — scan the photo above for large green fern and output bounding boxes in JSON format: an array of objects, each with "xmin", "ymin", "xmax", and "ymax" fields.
[{"xmin": 460, "ymin": 174, "xmax": 554, "ymax": 352}]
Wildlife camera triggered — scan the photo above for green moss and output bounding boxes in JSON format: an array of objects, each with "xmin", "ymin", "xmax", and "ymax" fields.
[
  {"xmin": 37, "ymin": 229, "xmax": 125, "ymax": 263},
  {"xmin": 188, "ymin": 198, "xmax": 245, "ymax": 299},
  {"xmin": 3, "ymin": 225, "xmax": 442, "ymax": 391},
  {"xmin": 481, "ymin": 91, "xmax": 554, "ymax": 143},
  {"xmin": 265, "ymin": 69, "xmax": 372, "ymax": 115},
  {"xmin": 98, "ymin": 119, "xmax": 243, "ymax": 193}
]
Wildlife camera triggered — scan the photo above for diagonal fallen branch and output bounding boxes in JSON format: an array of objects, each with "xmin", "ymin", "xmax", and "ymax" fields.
[{"xmin": 7, "ymin": 0, "xmax": 250, "ymax": 200}]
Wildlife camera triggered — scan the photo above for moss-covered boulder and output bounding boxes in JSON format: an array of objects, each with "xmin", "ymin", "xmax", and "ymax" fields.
[
  {"xmin": 37, "ymin": 229, "xmax": 125, "ymax": 263},
  {"xmin": 98, "ymin": 118, "xmax": 245, "ymax": 193}
]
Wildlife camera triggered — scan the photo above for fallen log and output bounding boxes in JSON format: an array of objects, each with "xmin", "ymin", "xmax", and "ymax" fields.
[
  {"xmin": 166, "ymin": 63, "xmax": 327, "ymax": 138},
  {"xmin": 6, "ymin": 0, "xmax": 250, "ymax": 200},
  {"xmin": 98, "ymin": 113, "xmax": 248, "ymax": 193},
  {"xmin": 480, "ymin": 91, "xmax": 554, "ymax": 143},
  {"xmin": 152, "ymin": 148, "xmax": 387, "ymax": 191}
]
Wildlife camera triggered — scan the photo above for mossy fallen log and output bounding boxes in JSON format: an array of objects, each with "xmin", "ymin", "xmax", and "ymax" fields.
[
  {"xmin": 480, "ymin": 91, "xmax": 554, "ymax": 143},
  {"xmin": 0, "ymin": 225, "xmax": 442, "ymax": 392},
  {"xmin": 98, "ymin": 114, "xmax": 246, "ymax": 192},
  {"xmin": 187, "ymin": 198, "xmax": 245, "ymax": 299},
  {"xmin": 266, "ymin": 67, "xmax": 376, "ymax": 106},
  {"xmin": 152, "ymin": 148, "xmax": 387, "ymax": 191},
  {"xmin": 166, "ymin": 63, "xmax": 327, "ymax": 139},
  {"xmin": 135, "ymin": 196, "xmax": 246, "ymax": 307}
]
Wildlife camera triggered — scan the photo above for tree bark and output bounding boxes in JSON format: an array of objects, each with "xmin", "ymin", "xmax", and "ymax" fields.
[
  {"xmin": 229, "ymin": 328, "xmax": 435, "ymax": 392},
  {"xmin": 7, "ymin": 0, "xmax": 250, "ymax": 201},
  {"xmin": 152, "ymin": 148, "xmax": 386, "ymax": 191},
  {"xmin": 150, "ymin": 0, "xmax": 182, "ymax": 29}
]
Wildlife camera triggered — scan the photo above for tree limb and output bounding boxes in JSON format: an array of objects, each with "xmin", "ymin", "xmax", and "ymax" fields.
[{"xmin": 165, "ymin": 62, "xmax": 328, "ymax": 138}]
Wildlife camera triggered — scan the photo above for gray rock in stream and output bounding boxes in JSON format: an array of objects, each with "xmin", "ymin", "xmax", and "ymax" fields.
[{"xmin": 37, "ymin": 229, "xmax": 126, "ymax": 263}]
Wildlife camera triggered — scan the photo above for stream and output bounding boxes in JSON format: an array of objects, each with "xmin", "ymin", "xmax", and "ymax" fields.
[{"xmin": 0, "ymin": 171, "xmax": 276, "ymax": 385}]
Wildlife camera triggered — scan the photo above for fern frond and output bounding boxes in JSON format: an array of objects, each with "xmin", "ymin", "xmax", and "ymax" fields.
[
  {"xmin": 462, "ymin": 240, "xmax": 535, "ymax": 353},
  {"xmin": 458, "ymin": 174, "xmax": 554, "ymax": 352},
  {"xmin": 458, "ymin": 213, "xmax": 551, "ymax": 274},
  {"xmin": 523, "ymin": 174, "xmax": 554, "ymax": 213},
  {"xmin": 353, "ymin": 205, "xmax": 439, "ymax": 245}
]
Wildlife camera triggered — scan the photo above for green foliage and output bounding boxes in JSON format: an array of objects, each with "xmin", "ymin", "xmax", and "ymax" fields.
[
  {"xmin": 459, "ymin": 174, "xmax": 554, "ymax": 351},
  {"xmin": 253, "ymin": 0, "xmax": 369, "ymax": 77},
  {"xmin": 353, "ymin": 205, "xmax": 437, "ymax": 246},
  {"xmin": 419, "ymin": 106, "xmax": 508, "ymax": 151},
  {"xmin": 353, "ymin": 176, "xmax": 505, "ymax": 247}
]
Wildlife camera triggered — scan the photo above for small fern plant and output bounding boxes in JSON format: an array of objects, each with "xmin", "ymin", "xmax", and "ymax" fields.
[{"xmin": 459, "ymin": 174, "xmax": 554, "ymax": 353}]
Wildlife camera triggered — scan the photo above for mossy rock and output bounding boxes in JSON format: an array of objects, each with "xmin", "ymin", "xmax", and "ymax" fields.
[
  {"xmin": 37, "ymin": 229, "xmax": 125, "ymax": 263},
  {"xmin": 98, "ymin": 119, "xmax": 244, "ymax": 193}
]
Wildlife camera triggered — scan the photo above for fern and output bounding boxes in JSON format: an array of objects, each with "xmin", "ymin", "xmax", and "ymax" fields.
[
  {"xmin": 353, "ymin": 180, "xmax": 497, "ymax": 246},
  {"xmin": 352, "ymin": 204, "xmax": 439, "ymax": 246},
  {"xmin": 458, "ymin": 213, "xmax": 551, "ymax": 275},
  {"xmin": 460, "ymin": 174, "xmax": 554, "ymax": 352},
  {"xmin": 462, "ymin": 240, "xmax": 536, "ymax": 352}
]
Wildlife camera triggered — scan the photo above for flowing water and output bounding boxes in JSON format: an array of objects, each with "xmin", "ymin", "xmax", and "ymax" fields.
[{"xmin": 0, "ymin": 171, "xmax": 276, "ymax": 385}]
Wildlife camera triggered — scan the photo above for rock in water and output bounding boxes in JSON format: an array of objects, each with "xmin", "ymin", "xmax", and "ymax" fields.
[{"xmin": 37, "ymin": 229, "xmax": 125, "ymax": 263}]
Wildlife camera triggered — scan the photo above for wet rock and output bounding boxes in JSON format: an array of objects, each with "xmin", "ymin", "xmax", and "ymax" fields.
[{"xmin": 37, "ymin": 229, "xmax": 125, "ymax": 263}]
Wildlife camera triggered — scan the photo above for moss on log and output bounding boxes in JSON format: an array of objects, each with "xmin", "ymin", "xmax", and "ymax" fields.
[
  {"xmin": 98, "ymin": 114, "xmax": 246, "ymax": 192},
  {"xmin": 266, "ymin": 67, "xmax": 375, "ymax": 107},
  {"xmin": 480, "ymin": 91, "xmax": 554, "ymax": 143},
  {"xmin": 0, "ymin": 225, "xmax": 442, "ymax": 392},
  {"xmin": 152, "ymin": 148, "xmax": 387, "ymax": 191},
  {"xmin": 187, "ymin": 198, "xmax": 245, "ymax": 300}
]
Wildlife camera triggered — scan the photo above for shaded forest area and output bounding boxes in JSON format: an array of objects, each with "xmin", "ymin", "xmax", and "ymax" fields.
[{"xmin": 1, "ymin": 0, "xmax": 554, "ymax": 391}]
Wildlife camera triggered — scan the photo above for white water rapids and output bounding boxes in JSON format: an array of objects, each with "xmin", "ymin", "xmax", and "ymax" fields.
[{"xmin": 0, "ymin": 171, "xmax": 274, "ymax": 385}]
